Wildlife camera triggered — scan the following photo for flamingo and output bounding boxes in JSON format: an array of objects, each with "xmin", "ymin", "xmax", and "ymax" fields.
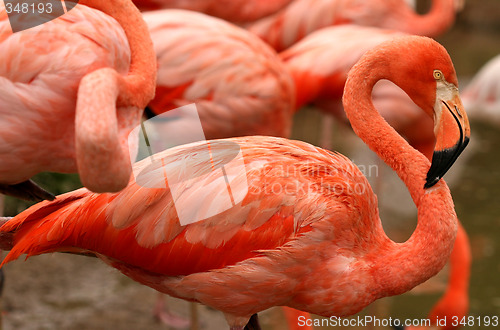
[
  {"xmin": 131, "ymin": 0, "xmax": 294, "ymax": 23},
  {"xmin": 246, "ymin": 0, "xmax": 460, "ymax": 52},
  {"xmin": 462, "ymin": 55, "xmax": 500, "ymax": 124},
  {"xmin": 0, "ymin": 35, "xmax": 470, "ymax": 329},
  {"xmin": 143, "ymin": 9, "xmax": 295, "ymax": 140},
  {"xmin": 0, "ymin": 0, "xmax": 156, "ymax": 199},
  {"xmin": 282, "ymin": 25, "xmax": 472, "ymax": 326}
]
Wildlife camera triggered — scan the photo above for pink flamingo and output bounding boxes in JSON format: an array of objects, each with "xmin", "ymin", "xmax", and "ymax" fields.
[
  {"xmin": 247, "ymin": 0, "xmax": 460, "ymax": 52},
  {"xmin": 0, "ymin": 0, "xmax": 156, "ymax": 198},
  {"xmin": 0, "ymin": 35, "xmax": 469, "ymax": 329},
  {"xmin": 462, "ymin": 55, "xmax": 500, "ymax": 124},
  {"xmin": 282, "ymin": 25, "xmax": 472, "ymax": 329},
  {"xmin": 132, "ymin": 0, "xmax": 294, "ymax": 23},
  {"xmin": 143, "ymin": 9, "xmax": 295, "ymax": 140}
]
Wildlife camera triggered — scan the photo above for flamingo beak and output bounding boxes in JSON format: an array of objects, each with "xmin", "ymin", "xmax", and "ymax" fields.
[{"xmin": 425, "ymin": 90, "xmax": 470, "ymax": 188}]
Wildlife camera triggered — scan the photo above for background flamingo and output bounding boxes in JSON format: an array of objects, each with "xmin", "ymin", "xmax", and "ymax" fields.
[
  {"xmin": 280, "ymin": 25, "xmax": 435, "ymax": 158},
  {"xmin": 462, "ymin": 54, "xmax": 500, "ymax": 124},
  {"xmin": 132, "ymin": 0, "xmax": 294, "ymax": 23},
  {"xmin": 246, "ymin": 0, "xmax": 460, "ymax": 51},
  {"xmin": 0, "ymin": 0, "xmax": 156, "ymax": 197},
  {"xmin": 0, "ymin": 35, "xmax": 470, "ymax": 329},
  {"xmin": 143, "ymin": 9, "xmax": 295, "ymax": 140}
]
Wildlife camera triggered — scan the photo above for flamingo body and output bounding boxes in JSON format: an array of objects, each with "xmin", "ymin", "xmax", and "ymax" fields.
[
  {"xmin": 0, "ymin": 4, "xmax": 129, "ymax": 181},
  {"xmin": 2, "ymin": 136, "xmax": 381, "ymax": 320},
  {"xmin": 132, "ymin": 0, "xmax": 294, "ymax": 23},
  {"xmin": 144, "ymin": 10, "xmax": 295, "ymax": 139},
  {"xmin": 462, "ymin": 55, "xmax": 500, "ymax": 124},
  {"xmin": 247, "ymin": 0, "xmax": 458, "ymax": 51},
  {"xmin": 280, "ymin": 25, "xmax": 405, "ymax": 109},
  {"xmin": 281, "ymin": 25, "xmax": 435, "ymax": 157},
  {"xmin": 0, "ymin": 0, "xmax": 156, "ymax": 195}
]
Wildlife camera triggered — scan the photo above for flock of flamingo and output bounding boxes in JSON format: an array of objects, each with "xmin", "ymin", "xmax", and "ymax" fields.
[{"xmin": 0, "ymin": 0, "xmax": 497, "ymax": 329}]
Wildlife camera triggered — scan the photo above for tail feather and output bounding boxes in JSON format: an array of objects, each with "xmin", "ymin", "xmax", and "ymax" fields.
[
  {"xmin": 0, "ymin": 188, "xmax": 91, "ymax": 267},
  {"xmin": 0, "ymin": 217, "xmax": 13, "ymax": 251}
]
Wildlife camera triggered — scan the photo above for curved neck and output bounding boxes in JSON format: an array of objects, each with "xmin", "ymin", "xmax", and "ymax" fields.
[
  {"xmin": 343, "ymin": 54, "xmax": 430, "ymax": 202},
  {"xmin": 78, "ymin": 0, "xmax": 157, "ymax": 108},
  {"xmin": 343, "ymin": 47, "xmax": 458, "ymax": 297},
  {"xmin": 403, "ymin": 0, "xmax": 456, "ymax": 37}
]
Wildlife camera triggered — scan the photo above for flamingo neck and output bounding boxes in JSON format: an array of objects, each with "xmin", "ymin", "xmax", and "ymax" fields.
[
  {"xmin": 342, "ymin": 46, "xmax": 458, "ymax": 298},
  {"xmin": 343, "ymin": 55, "xmax": 430, "ymax": 202},
  {"xmin": 404, "ymin": 0, "xmax": 456, "ymax": 37},
  {"xmin": 426, "ymin": 222, "xmax": 470, "ymax": 323},
  {"xmin": 78, "ymin": 0, "xmax": 156, "ymax": 108}
]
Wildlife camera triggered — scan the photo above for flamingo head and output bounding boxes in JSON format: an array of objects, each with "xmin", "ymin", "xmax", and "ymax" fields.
[
  {"xmin": 381, "ymin": 36, "xmax": 470, "ymax": 188},
  {"xmin": 424, "ymin": 72, "xmax": 470, "ymax": 188}
]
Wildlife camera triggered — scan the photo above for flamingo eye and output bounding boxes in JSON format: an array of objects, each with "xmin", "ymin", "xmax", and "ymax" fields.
[{"xmin": 433, "ymin": 70, "xmax": 443, "ymax": 80}]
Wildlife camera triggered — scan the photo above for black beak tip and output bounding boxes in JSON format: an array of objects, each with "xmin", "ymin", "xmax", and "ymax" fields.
[
  {"xmin": 424, "ymin": 136, "xmax": 470, "ymax": 190},
  {"xmin": 424, "ymin": 176, "xmax": 439, "ymax": 189},
  {"xmin": 393, "ymin": 325, "xmax": 405, "ymax": 330},
  {"xmin": 144, "ymin": 106, "xmax": 156, "ymax": 119}
]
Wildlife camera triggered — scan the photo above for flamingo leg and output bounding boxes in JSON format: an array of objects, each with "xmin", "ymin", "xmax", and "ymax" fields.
[
  {"xmin": 319, "ymin": 112, "xmax": 335, "ymax": 150},
  {"xmin": 244, "ymin": 314, "xmax": 261, "ymax": 330},
  {"xmin": 153, "ymin": 292, "xmax": 191, "ymax": 329},
  {"xmin": 190, "ymin": 302, "xmax": 199, "ymax": 330},
  {"xmin": 0, "ymin": 181, "xmax": 55, "ymax": 202}
]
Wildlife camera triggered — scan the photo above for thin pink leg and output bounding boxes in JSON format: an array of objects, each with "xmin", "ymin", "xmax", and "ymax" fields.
[
  {"xmin": 320, "ymin": 112, "xmax": 335, "ymax": 150},
  {"xmin": 153, "ymin": 292, "xmax": 191, "ymax": 329}
]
